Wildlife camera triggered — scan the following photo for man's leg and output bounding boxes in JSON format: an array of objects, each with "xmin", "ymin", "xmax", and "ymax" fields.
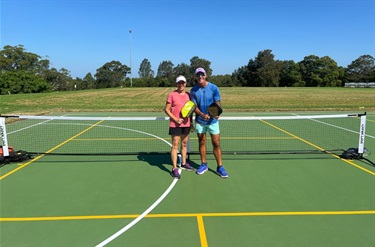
[
  {"xmin": 198, "ymin": 133, "xmax": 207, "ymax": 164},
  {"xmin": 211, "ymin": 133, "xmax": 222, "ymax": 166}
]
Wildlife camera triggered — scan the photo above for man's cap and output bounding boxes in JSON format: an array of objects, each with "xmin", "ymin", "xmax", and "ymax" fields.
[
  {"xmin": 175, "ymin": 75, "xmax": 187, "ymax": 83},
  {"xmin": 194, "ymin": 67, "xmax": 206, "ymax": 75}
]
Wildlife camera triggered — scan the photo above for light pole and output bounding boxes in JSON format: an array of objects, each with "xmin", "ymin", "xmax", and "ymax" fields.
[{"xmin": 129, "ymin": 29, "xmax": 132, "ymax": 87}]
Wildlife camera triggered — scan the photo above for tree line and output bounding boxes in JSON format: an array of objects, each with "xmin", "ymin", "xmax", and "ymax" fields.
[{"xmin": 0, "ymin": 44, "xmax": 374, "ymax": 94}]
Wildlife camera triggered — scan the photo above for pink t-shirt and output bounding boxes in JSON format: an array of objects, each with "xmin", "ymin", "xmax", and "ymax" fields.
[{"xmin": 166, "ymin": 91, "xmax": 191, "ymax": 127}]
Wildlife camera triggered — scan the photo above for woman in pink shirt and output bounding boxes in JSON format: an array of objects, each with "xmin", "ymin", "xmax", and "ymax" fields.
[{"xmin": 164, "ymin": 75, "xmax": 195, "ymax": 178}]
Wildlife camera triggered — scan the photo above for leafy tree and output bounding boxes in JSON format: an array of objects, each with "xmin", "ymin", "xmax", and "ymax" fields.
[
  {"xmin": 0, "ymin": 45, "xmax": 41, "ymax": 71},
  {"xmin": 95, "ymin": 60, "xmax": 129, "ymax": 88},
  {"xmin": 156, "ymin": 60, "xmax": 174, "ymax": 86},
  {"xmin": 279, "ymin": 60, "xmax": 304, "ymax": 87},
  {"xmin": 211, "ymin": 74, "xmax": 238, "ymax": 87},
  {"xmin": 42, "ymin": 67, "xmax": 73, "ymax": 91},
  {"xmin": 138, "ymin": 58, "xmax": 154, "ymax": 78},
  {"xmin": 298, "ymin": 55, "xmax": 342, "ymax": 87},
  {"xmin": 36, "ymin": 58, "xmax": 51, "ymax": 74},
  {"xmin": 245, "ymin": 58, "xmax": 258, "ymax": 86},
  {"xmin": 0, "ymin": 71, "xmax": 50, "ymax": 94},
  {"xmin": 252, "ymin": 49, "xmax": 281, "ymax": 87},
  {"xmin": 298, "ymin": 55, "xmax": 320, "ymax": 86},
  {"xmin": 0, "ymin": 45, "xmax": 77, "ymax": 92},
  {"xmin": 131, "ymin": 77, "xmax": 157, "ymax": 87},
  {"xmin": 318, "ymin": 56, "xmax": 343, "ymax": 87},
  {"xmin": 82, "ymin": 72, "xmax": 96, "ymax": 89},
  {"xmin": 0, "ymin": 45, "xmax": 55, "ymax": 93},
  {"xmin": 60, "ymin": 68, "xmax": 75, "ymax": 90},
  {"xmin": 345, "ymin": 55, "xmax": 375, "ymax": 82},
  {"xmin": 235, "ymin": 50, "xmax": 280, "ymax": 87},
  {"xmin": 233, "ymin": 65, "xmax": 251, "ymax": 86},
  {"xmin": 173, "ymin": 63, "xmax": 192, "ymax": 85},
  {"xmin": 189, "ymin": 56, "xmax": 212, "ymax": 76},
  {"xmin": 5, "ymin": 44, "xmax": 374, "ymax": 90}
]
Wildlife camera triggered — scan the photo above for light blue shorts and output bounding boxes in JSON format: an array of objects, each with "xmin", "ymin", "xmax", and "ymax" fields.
[{"xmin": 195, "ymin": 122, "xmax": 220, "ymax": 135}]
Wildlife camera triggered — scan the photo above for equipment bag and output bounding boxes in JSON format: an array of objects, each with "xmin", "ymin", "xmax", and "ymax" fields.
[
  {"xmin": 340, "ymin": 148, "xmax": 361, "ymax": 160},
  {"xmin": 0, "ymin": 146, "xmax": 33, "ymax": 165},
  {"xmin": 340, "ymin": 147, "xmax": 375, "ymax": 166}
]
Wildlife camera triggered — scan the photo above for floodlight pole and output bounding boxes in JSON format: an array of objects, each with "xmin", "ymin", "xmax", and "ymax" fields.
[{"xmin": 129, "ymin": 29, "xmax": 132, "ymax": 87}]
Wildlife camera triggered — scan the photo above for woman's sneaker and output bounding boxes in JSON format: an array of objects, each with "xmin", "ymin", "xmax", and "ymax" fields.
[
  {"xmin": 170, "ymin": 168, "xmax": 181, "ymax": 179},
  {"xmin": 181, "ymin": 163, "xmax": 194, "ymax": 171},
  {"xmin": 196, "ymin": 163, "xmax": 208, "ymax": 175},
  {"xmin": 216, "ymin": 166, "xmax": 228, "ymax": 178}
]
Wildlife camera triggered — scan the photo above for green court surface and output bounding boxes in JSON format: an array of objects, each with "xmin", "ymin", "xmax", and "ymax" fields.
[{"xmin": 0, "ymin": 112, "xmax": 374, "ymax": 247}]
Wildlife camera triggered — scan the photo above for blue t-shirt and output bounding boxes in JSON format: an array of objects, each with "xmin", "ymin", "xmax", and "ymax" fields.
[{"xmin": 190, "ymin": 82, "xmax": 221, "ymax": 124}]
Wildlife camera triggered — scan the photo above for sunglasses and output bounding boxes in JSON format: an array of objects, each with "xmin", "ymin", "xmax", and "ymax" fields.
[{"xmin": 196, "ymin": 72, "xmax": 205, "ymax": 77}]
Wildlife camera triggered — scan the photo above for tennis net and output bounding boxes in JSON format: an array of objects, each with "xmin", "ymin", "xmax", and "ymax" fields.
[{"xmin": 0, "ymin": 113, "xmax": 368, "ymax": 157}]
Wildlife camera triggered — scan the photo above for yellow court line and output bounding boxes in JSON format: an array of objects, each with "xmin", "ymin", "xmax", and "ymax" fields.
[
  {"xmin": 260, "ymin": 120, "xmax": 375, "ymax": 176},
  {"xmin": 337, "ymin": 156, "xmax": 375, "ymax": 175},
  {"xmin": 0, "ymin": 120, "xmax": 104, "ymax": 181},
  {"xmin": 197, "ymin": 215, "xmax": 208, "ymax": 247},
  {"xmin": 260, "ymin": 120, "xmax": 328, "ymax": 151},
  {"xmin": 1, "ymin": 210, "xmax": 374, "ymax": 222}
]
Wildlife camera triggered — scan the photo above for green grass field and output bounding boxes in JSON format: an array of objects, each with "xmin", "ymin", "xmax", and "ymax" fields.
[{"xmin": 1, "ymin": 87, "xmax": 374, "ymax": 115}]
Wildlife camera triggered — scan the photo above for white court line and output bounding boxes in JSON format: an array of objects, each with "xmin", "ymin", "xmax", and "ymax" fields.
[
  {"xmin": 92, "ymin": 124, "xmax": 178, "ymax": 246},
  {"xmin": 95, "ymin": 176, "xmax": 179, "ymax": 247},
  {"xmin": 291, "ymin": 113, "xmax": 375, "ymax": 139},
  {"xmin": 7, "ymin": 118, "xmax": 55, "ymax": 135},
  {"xmin": 7, "ymin": 114, "xmax": 69, "ymax": 135},
  {"xmin": 7, "ymin": 118, "xmax": 178, "ymax": 246}
]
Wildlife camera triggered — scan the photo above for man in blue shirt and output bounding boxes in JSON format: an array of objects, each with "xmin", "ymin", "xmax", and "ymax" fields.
[{"xmin": 190, "ymin": 68, "xmax": 229, "ymax": 178}]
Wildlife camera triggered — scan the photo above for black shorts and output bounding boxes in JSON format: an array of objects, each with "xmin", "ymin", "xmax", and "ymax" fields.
[{"xmin": 169, "ymin": 127, "xmax": 190, "ymax": 136}]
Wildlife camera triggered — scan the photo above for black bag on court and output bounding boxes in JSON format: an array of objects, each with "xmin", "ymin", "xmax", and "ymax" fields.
[{"xmin": 0, "ymin": 146, "xmax": 33, "ymax": 165}]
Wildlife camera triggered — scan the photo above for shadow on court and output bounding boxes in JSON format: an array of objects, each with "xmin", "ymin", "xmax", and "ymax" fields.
[{"xmin": 137, "ymin": 154, "xmax": 171, "ymax": 174}]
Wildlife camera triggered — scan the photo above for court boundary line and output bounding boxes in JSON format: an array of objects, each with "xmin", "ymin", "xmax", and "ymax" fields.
[
  {"xmin": 2, "ymin": 114, "xmax": 374, "ymax": 246},
  {"xmin": 260, "ymin": 120, "xmax": 375, "ymax": 176},
  {"xmin": 2, "ymin": 119, "xmax": 180, "ymax": 247},
  {"xmin": 1, "ymin": 210, "xmax": 374, "ymax": 222},
  {"xmin": 197, "ymin": 215, "xmax": 208, "ymax": 247},
  {"xmin": 0, "ymin": 120, "xmax": 105, "ymax": 181},
  {"xmin": 291, "ymin": 113, "xmax": 375, "ymax": 139},
  {"xmin": 95, "ymin": 177, "xmax": 179, "ymax": 247}
]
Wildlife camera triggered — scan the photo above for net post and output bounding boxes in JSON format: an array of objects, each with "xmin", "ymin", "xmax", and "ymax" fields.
[
  {"xmin": 0, "ymin": 117, "xmax": 10, "ymax": 156},
  {"xmin": 177, "ymin": 154, "xmax": 182, "ymax": 166},
  {"xmin": 358, "ymin": 113, "xmax": 366, "ymax": 154}
]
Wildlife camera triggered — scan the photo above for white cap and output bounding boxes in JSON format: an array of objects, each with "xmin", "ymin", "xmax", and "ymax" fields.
[{"xmin": 176, "ymin": 75, "xmax": 187, "ymax": 83}]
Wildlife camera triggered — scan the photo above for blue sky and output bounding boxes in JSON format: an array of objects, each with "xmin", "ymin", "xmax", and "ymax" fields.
[{"xmin": 1, "ymin": 0, "xmax": 374, "ymax": 78}]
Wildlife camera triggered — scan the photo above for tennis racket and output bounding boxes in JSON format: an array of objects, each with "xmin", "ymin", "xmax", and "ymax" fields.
[
  {"xmin": 181, "ymin": 100, "xmax": 196, "ymax": 118},
  {"xmin": 207, "ymin": 102, "xmax": 223, "ymax": 117}
]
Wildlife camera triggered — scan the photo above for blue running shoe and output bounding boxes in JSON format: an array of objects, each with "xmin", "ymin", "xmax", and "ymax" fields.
[
  {"xmin": 196, "ymin": 163, "xmax": 208, "ymax": 175},
  {"xmin": 170, "ymin": 168, "xmax": 181, "ymax": 179},
  {"xmin": 217, "ymin": 166, "xmax": 228, "ymax": 178},
  {"xmin": 181, "ymin": 163, "xmax": 194, "ymax": 171}
]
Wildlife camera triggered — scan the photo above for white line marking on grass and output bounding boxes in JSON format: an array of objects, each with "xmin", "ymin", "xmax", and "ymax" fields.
[{"xmin": 95, "ymin": 177, "xmax": 179, "ymax": 247}]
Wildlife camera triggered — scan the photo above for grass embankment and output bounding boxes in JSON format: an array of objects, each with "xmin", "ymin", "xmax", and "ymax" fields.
[{"xmin": 0, "ymin": 87, "xmax": 374, "ymax": 115}]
